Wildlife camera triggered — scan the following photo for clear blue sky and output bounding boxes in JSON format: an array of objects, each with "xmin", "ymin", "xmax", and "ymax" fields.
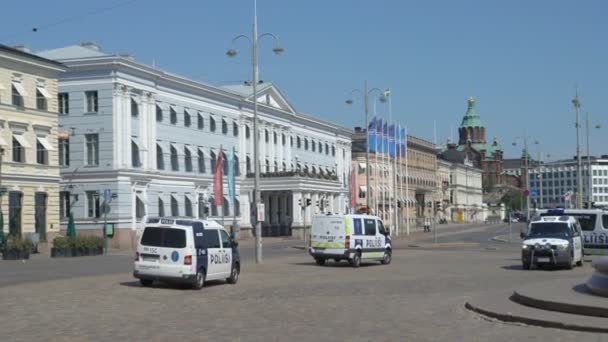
[{"xmin": 3, "ymin": 0, "xmax": 607, "ymax": 161}]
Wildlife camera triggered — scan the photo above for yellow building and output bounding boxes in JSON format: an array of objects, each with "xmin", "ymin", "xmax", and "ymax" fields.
[{"xmin": 0, "ymin": 45, "xmax": 65, "ymax": 246}]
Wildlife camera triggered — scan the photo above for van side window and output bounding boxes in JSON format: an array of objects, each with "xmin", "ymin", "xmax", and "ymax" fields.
[
  {"xmin": 364, "ymin": 219, "xmax": 376, "ymax": 236},
  {"xmin": 192, "ymin": 222, "xmax": 205, "ymax": 248},
  {"xmin": 377, "ymin": 220, "xmax": 386, "ymax": 235},
  {"xmin": 220, "ymin": 230, "xmax": 232, "ymax": 248},
  {"xmin": 203, "ymin": 230, "xmax": 221, "ymax": 249},
  {"xmin": 603, "ymin": 215, "xmax": 608, "ymax": 229},
  {"xmin": 574, "ymin": 214, "xmax": 596, "ymax": 231},
  {"xmin": 353, "ymin": 219, "xmax": 363, "ymax": 235}
]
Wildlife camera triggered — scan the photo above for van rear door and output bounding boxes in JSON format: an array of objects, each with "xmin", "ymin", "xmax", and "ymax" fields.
[
  {"xmin": 139, "ymin": 226, "xmax": 190, "ymax": 278},
  {"xmin": 311, "ymin": 216, "xmax": 347, "ymax": 254}
]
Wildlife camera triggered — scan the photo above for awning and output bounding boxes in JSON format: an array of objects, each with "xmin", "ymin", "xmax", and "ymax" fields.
[
  {"xmin": 131, "ymin": 96, "xmax": 140, "ymax": 105},
  {"xmin": 36, "ymin": 87, "xmax": 51, "ymax": 99},
  {"xmin": 359, "ymin": 186, "xmax": 367, "ymax": 193},
  {"xmin": 12, "ymin": 82, "xmax": 27, "ymax": 97},
  {"xmin": 358, "ymin": 162, "xmax": 366, "ymax": 169},
  {"xmin": 131, "ymin": 137, "xmax": 141, "ymax": 148},
  {"xmin": 197, "ymin": 146, "xmax": 210, "ymax": 158},
  {"xmin": 135, "ymin": 193, "xmax": 148, "ymax": 205},
  {"xmin": 12, "ymin": 134, "xmax": 30, "ymax": 148},
  {"xmin": 170, "ymin": 143, "xmax": 182, "ymax": 155},
  {"xmin": 184, "ymin": 144, "xmax": 196, "ymax": 154},
  {"xmin": 36, "ymin": 137, "xmax": 55, "ymax": 151}
]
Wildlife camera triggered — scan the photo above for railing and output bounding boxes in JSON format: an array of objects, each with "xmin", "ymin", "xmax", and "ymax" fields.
[{"xmin": 246, "ymin": 170, "xmax": 339, "ymax": 181}]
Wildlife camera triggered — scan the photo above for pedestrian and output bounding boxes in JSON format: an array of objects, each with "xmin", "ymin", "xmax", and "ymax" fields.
[{"xmin": 424, "ymin": 217, "xmax": 431, "ymax": 232}]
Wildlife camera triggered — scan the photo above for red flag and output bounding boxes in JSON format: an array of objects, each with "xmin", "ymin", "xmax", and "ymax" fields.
[
  {"xmin": 350, "ymin": 166, "xmax": 357, "ymax": 209},
  {"xmin": 213, "ymin": 148, "xmax": 223, "ymax": 206}
]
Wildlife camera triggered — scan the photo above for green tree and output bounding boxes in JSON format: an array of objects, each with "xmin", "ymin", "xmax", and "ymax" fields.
[{"xmin": 502, "ymin": 188, "xmax": 523, "ymax": 211}]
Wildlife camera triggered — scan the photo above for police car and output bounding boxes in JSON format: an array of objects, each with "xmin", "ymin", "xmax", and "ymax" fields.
[
  {"xmin": 521, "ymin": 216, "xmax": 584, "ymax": 270},
  {"xmin": 537, "ymin": 208, "xmax": 608, "ymax": 255},
  {"xmin": 309, "ymin": 214, "xmax": 391, "ymax": 267},
  {"xmin": 133, "ymin": 217, "xmax": 240, "ymax": 289}
]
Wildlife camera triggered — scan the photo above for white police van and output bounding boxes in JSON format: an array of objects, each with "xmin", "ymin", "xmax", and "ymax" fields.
[
  {"xmin": 537, "ymin": 208, "xmax": 608, "ymax": 255},
  {"xmin": 133, "ymin": 217, "xmax": 240, "ymax": 289},
  {"xmin": 309, "ymin": 214, "xmax": 391, "ymax": 267},
  {"xmin": 521, "ymin": 216, "xmax": 584, "ymax": 270}
]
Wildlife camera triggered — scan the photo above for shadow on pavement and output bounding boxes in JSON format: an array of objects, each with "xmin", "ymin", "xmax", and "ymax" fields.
[
  {"xmin": 289, "ymin": 261, "xmax": 379, "ymax": 268},
  {"xmin": 501, "ymin": 264, "xmax": 570, "ymax": 272},
  {"xmin": 119, "ymin": 280, "xmax": 226, "ymax": 290}
]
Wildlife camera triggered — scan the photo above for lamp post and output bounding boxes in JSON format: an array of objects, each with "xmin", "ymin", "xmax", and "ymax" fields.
[
  {"xmin": 573, "ymin": 92, "xmax": 583, "ymax": 209},
  {"xmin": 513, "ymin": 133, "xmax": 538, "ymax": 221},
  {"xmin": 345, "ymin": 82, "xmax": 386, "ymax": 212},
  {"xmin": 226, "ymin": 0, "xmax": 284, "ymax": 264},
  {"xmin": 585, "ymin": 112, "xmax": 601, "ymax": 207}
]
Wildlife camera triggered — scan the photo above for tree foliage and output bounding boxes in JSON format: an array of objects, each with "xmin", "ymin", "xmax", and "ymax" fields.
[{"xmin": 502, "ymin": 188, "xmax": 523, "ymax": 210}]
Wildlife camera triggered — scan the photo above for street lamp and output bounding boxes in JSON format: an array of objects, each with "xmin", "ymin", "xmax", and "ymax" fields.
[
  {"xmin": 513, "ymin": 134, "xmax": 538, "ymax": 221},
  {"xmin": 345, "ymin": 82, "xmax": 387, "ymax": 212},
  {"xmin": 573, "ymin": 92, "xmax": 583, "ymax": 209},
  {"xmin": 585, "ymin": 112, "xmax": 601, "ymax": 206},
  {"xmin": 226, "ymin": 3, "xmax": 284, "ymax": 265}
]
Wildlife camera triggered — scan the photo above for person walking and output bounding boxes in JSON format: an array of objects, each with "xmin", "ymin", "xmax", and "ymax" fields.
[{"xmin": 423, "ymin": 217, "xmax": 431, "ymax": 232}]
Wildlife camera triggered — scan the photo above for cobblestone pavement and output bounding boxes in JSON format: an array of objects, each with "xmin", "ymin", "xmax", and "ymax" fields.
[{"xmin": 1, "ymin": 246, "xmax": 606, "ymax": 342}]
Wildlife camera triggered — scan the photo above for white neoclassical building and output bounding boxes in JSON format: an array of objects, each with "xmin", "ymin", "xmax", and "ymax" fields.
[{"xmin": 37, "ymin": 43, "xmax": 352, "ymax": 247}]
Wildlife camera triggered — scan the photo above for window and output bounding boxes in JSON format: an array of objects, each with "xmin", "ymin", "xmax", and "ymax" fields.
[
  {"xmin": 156, "ymin": 104, "xmax": 163, "ymax": 122},
  {"xmin": 85, "ymin": 91, "xmax": 98, "ymax": 113},
  {"xmin": 198, "ymin": 149, "xmax": 206, "ymax": 173},
  {"xmin": 203, "ymin": 230, "xmax": 221, "ymax": 249},
  {"xmin": 223, "ymin": 197, "xmax": 230, "ymax": 217},
  {"xmin": 170, "ymin": 106, "xmax": 177, "ymax": 124},
  {"xmin": 131, "ymin": 98, "xmax": 139, "ymax": 117},
  {"xmin": 274, "ymin": 161, "xmax": 278, "ymax": 172},
  {"xmin": 86, "ymin": 191, "xmax": 100, "ymax": 218},
  {"xmin": 210, "ymin": 117, "xmax": 216, "ymax": 132},
  {"xmin": 265, "ymin": 159, "xmax": 270, "ymax": 172},
  {"xmin": 246, "ymin": 125, "xmax": 250, "ymax": 139},
  {"xmin": 8, "ymin": 192, "xmax": 23, "ymax": 237},
  {"xmin": 222, "ymin": 152, "xmax": 228, "ymax": 173},
  {"xmin": 282, "ymin": 133, "xmax": 286, "ymax": 146},
  {"xmin": 184, "ymin": 109, "xmax": 191, "ymax": 127},
  {"xmin": 305, "ymin": 139, "xmax": 309, "ymax": 150},
  {"xmin": 58, "ymin": 93, "xmax": 69, "ymax": 115},
  {"xmin": 222, "ymin": 119, "xmax": 228, "ymax": 134},
  {"xmin": 290, "ymin": 136, "xmax": 293, "ymax": 147},
  {"xmin": 135, "ymin": 196, "xmax": 145, "ymax": 220},
  {"xmin": 234, "ymin": 155, "xmax": 240, "ymax": 176},
  {"xmin": 326, "ymin": 143, "xmax": 329, "ymax": 155},
  {"xmin": 220, "ymin": 230, "xmax": 232, "ymax": 248},
  {"xmin": 36, "ymin": 89, "xmax": 48, "ymax": 111},
  {"xmin": 282, "ymin": 162, "xmax": 287, "ymax": 172},
  {"xmin": 297, "ymin": 137, "xmax": 301, "ymax": 148},
  {"xmin": 273, "ymin": 132, "xmax": 277, "ymax": 145},
  {"xmin": 36, "ymin": 140, "xmax": 48, "ymax": 164},
  {"xmin": 198, "ymin": 112, "xmax": 204, "ymax": 129},
  {"xmin": 12, "ymin": 136, "xmax": 26, "ymax": 163},
  {"xmin": 60, "ymin": 191, "xmax": 71, "ymax": 218},
  {"xmin": 158, "ymin": 198, "xmax": 165, "ymax": 217},
  {"xmin": 377, "ymin": 220, "xmax": 386, "ymax": 235},
  {"xmin": 265, "ymin": 130, "xmax": 269, "ymax": 143},
  {"xmin": 210, "ymin": 151, "xmax": 217, "ymax": 173},
  {"xmin": 332, "ymin": 145, "xmax": 336, "ymax": 156},
  {"xmin": 312, "ymin": 140, "xmax": 316, "ymax": 152},
  {"xmin": 184, "ymin": 147, "xmax": 193, "ymax": 172},
  {"xmin": 156, "ymin": 144, "xmax": 164, "ymax": 170},
  {"xmin": 85, "ymin": 134, "xmax": 99, "ymax": 166},
  {"xmin": 364, "ymin": 218, "xmax": 376, "ymax": 236},
  {"xmin": 318, "ymin": 142, "xmax": 322, "ymax": 153},
  {"xmin": 171, "ymin": 196, "xmax": 179, "ymax": 216},
  {"xmin": 12, "ymin": 83, "xmax": 24, "ymax": 107},
  {"xmin": 233, "ymin": 122, "xmax": 239, "ymax": 136},
  {"xmin": 59, "ymin": 137, "xmax": 69, "ymax": 166},
  {"xmin": 170, "ymin": 145, "xmax": 179, "ymax": 171},
  {"xmin": 132, "ymin": 140, "xmax": 141, "ymax": 167},
  {"xmin": 141, "ymin": 228, "xmax": 186, "ymax": 248},
  {"xmin": 234, "ymin": 198, "xmax": 241, "ymax": 217},
  {"xmin": 246, "ymin": 156, "xmax": 251, "ymax": 173},
  {"xmin": 185, "ymin": 196, "xmax": 193, "ymax": 217}
]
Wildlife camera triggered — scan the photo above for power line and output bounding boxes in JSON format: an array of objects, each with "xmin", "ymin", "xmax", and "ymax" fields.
[{"xmin": 1, "ymin": 0, "xmax": 138, "ymax": 40}]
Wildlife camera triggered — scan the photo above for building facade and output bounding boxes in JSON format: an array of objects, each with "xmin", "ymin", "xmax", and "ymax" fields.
[
  {"xmin": 528, "ymin": 156, "xmax": 608, "ymax": 209},
  {"xmin": 0, "ymin": 45, "xmax": 65, "ymax": 244},
  {"xmin": 38, "ymin": 43, "xmax": 351, "ymax": 247},
  {"xmin": 351, "ymin": 129, "xmax": 437, "ymax": 233}
]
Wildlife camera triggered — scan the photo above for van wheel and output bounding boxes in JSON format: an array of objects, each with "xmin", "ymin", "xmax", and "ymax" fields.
[
  {"xmin": 193, "ymin": 269, "xmax": 205, "ymax": 290},
  {"xmin": 576, "ymin": 253, "xmax": 584, "ymax": 267},
  {"xmin": 522, "ymin": 261, "xmax": 531, "ymax": 270},
  {"xmin": 227, "ymin": 264, "xmax": 240, "ymax": 284},
  {"xmin": 140, "ymin": 279, "xmax": 153, "ymax": 287},
  {"xmin": 565, "ymin": 253, "xmax": 574, "ymax": 270},
  {"xmin": 315, "ymin": 258, "xmax": 326, "ymax": 266},
  {"xmin": 350, "ymin": 252, "xmax": 361, "ymax": 268},
  {"xmin": 381, "ymin": 249, "xmax": 392, "ymax": 265}
]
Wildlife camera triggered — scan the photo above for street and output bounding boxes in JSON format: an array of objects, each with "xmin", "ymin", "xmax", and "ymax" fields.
[{"xmin": 0, "ymin": 223, "xmax": 603, "ymax": 341}]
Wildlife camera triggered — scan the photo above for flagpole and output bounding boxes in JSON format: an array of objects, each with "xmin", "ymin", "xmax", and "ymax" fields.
[
  {"xmin": 405, "ymin": 126, "xmax": 410, "ymax": 235},
  {"xmin": 373, "ymin": 98, "xmax": 379, "ymax": 217}
]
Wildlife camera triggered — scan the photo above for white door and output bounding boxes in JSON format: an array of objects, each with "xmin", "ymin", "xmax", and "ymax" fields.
[
  {"xmin": 204, "ymin": 229, "xmax": 223, "ymax": 280},
  {"xmin": 573, "ymin": 224, "xmax": 583, "ymax": 262},
  {"xmin": 362, "ymin": 218, "xmax": 383, "ymax": 259},
  {"xmin": 219, "ymin": 230, "xmax": 234, "ymax": 277}
]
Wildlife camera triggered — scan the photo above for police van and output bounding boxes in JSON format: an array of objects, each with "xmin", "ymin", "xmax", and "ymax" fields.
[
  {"xmin": 309, "ymin": 214, "xmax": 391, "ymax": 267},
  {"xmin": 133, "ymin": 217, "xmax": 240, "ymax": 289},
  {"xmin": 536, "ymin": 208, "xmax": 608, "ymax": 255},
  {"xmin": 521, "ymin": 215, "xmax": 584, "ymax": 270}
]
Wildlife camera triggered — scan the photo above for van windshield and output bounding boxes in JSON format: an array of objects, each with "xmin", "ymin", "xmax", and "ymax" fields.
[
  {"xmin": 540, "ymin": 213, "xmax": 596, "ymax": 231},
  {"xmin": 528, "ymin": 223, "xmax": 570, "ymax": 237},
  {"xmin": 141, "ymin": 227, "xmax": 186, "ymax": 248}
]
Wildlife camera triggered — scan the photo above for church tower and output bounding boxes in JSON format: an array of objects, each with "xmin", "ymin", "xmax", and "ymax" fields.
[{"xmin": 458, "ymin": 97, "xmax": 486, "ymax": 145}]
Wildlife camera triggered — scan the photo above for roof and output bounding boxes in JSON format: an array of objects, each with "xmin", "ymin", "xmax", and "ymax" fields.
[
  {"xmin": 456, "ymin": 142, "xmax": 502, "ymax": 158},
  {"xmin": 220, "ymin": 82, "xmax": 274, "ymax": 97},
  {"xmin": 37, "ymin": 43, "xmax": 108, "ymax": 60},
  {"xmin": 460, "ymin": 97, "xmax": 483, "ymax": 128},
  {"xmin": 503, "ymin": 158, "xmax": 522, "ymax": 170},
  {"xmin": 0, "ymin": 44, "xmax": 65, "ymax": 69}
]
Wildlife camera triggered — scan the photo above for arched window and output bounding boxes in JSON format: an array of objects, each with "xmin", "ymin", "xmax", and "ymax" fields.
[
  {"xmin": 156, "ymin": 144, "xmax": 164, "ymax": 170},
  {"xmin": 332, "ymin": 145, "xmax": 336, "ymax": 156},
  {"xmin": 304, "ymin": 139, "xmax": 309, "ymax": 150},
  {"xmin": 184, "ymin": 109, "xmax": 191, "ymax": 127},
  {"xmin": 282, "ymin": 133, "xmax": 286, "ymax": 145},
  {"xmin": 210, "ymin": 116, "xmax": 216, "ymax": 132},
  {"xmin": 222, "ymin": 119, "xmax": 228, "ymax": 134},
  {"xmin": 184, "ymin": 147, "xmax": 192, "ymax": 172},
  {"xmin": 170, "ymin": 145, "xmax": 179, "ymax": 171},
  {"xmin": 198, "ymin": 149, "xmax": 205, "ymax": 173},
  {"xmin": 311, "ymin": 140, "xmax": 316, "ymax": 152},
  {"xmin": 297, "ymin": 137, "xmax": 301, "ymax": 148},
  {"xmin": 210, "ymin": 150, "xmax": 217, "ymax": 173},
  {"xmin": 273, "ymin": 132, "xmax": 277, "ymax": 144},
  {"xmin": 233, "ymin": 121, "xmax": 238, "ymax": 136},
  {"xmin": 325, "ymin": 143, "xmax": 329, "ymax": 155},
  {"xmin": 265, "ymin": 129, "xmax": 269, "ymax": 143},
  {"xmin": 245, "ymin": 125, "xmax": 250, "ymax": 139},
  {"xmin": 318, "ymin": 141, "xmax": 322, "ymax": 153}
]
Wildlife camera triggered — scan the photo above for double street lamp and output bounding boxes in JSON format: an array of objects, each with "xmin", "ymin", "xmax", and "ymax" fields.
[
  {"xmin": 226, "ymin": 5, "xmax": 284, "ymax": 264},
  {"xmin": 345, "ymin": 82, "xmax": 386, "ymax": 212},
  {"xmin": 512, "ymin": 134, "xmax": 539, "ymax": 221}
]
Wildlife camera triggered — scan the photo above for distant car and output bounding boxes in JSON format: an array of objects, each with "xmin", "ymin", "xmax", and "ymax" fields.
[{"xmin": 521, "ymin": 216, "xmax": 583, "ymax": 270}]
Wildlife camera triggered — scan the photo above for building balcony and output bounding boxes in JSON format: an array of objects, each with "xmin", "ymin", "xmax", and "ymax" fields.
[{"xmin": 246, "ymin": 170, "xmax": 339, "ymax": 181}]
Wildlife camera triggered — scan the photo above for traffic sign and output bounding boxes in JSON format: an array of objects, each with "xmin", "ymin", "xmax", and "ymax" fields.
[
  {"xmin": 530, "ymin": 188, "xmax": 538, "ymax": 197},
  {"xmin": 257, "ymin": 203, "xmax": 265, "ymax": 222}
]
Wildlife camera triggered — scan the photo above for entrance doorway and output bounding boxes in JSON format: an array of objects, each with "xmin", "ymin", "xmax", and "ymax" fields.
[
  {"xmin": 8, "ymin": 192, "xmax": 23, "ymax": 238},
  {"xmin": 35, "ymin": 192, "xmax": 47, "ymax": 241}
]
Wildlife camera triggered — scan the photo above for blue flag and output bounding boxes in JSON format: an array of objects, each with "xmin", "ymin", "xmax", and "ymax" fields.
[
  {"xmin": 382, "ymin": 121, "xmax": 388, "ymax": 154},
  {"xmin": 375, "ymin": 118, "xmax": 383, "ymax": 153},
  {"xmin": 228, "ymin": 146, "xmax": 236, "ymax": 203},
  {"xmin": 400, "ymin": 127, "xmax": 407, "ymax": 157},
  {"xmin": 388, "ymin": 123, "xmax": 396, "ymax": 157},
  {"xmin": 368, "ymin": 117, "xmax": 376, "ymax": 153}
]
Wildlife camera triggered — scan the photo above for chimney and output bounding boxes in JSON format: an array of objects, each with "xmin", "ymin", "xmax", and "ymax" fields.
[
  {"xmin": 354, "ymin": 126, "xmax": 362, "ymax": 132},
  {"xmin": 80, "ymin": 42, "xmax": 101, "ymax": 51},
  {"xmin": 12, "ymin": 45, "xmax": 31, "ymax": 53}
]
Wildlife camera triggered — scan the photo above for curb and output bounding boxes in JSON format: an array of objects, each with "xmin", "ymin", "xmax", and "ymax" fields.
[{"xmin": 465, "ymin": 301, "xmax": 608, "ymax": 334}]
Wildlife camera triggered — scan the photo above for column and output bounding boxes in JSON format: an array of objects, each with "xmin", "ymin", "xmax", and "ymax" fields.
[
  {"xmin": 113, "ymin": 84, "xmax": 124, "ymax": 168},
  {"xmin": 139, "ymin": 93, "xmax": 149, "ymax": 170},
  {"xmin": 122, "ymin": 87, "xmax": 132, "ymax": 169},
  {"xmin": 292, "ymin": 191, "xmax": 303, "ymax": 226}
]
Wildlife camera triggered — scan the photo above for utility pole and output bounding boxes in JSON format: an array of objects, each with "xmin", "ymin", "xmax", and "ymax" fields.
[
  {"xmin": 586, "ymin": 112, "xmax": 591, "ymax": 206},
  {"xmin": 524, "ymin": 134, "xmax": 530, "ymax": 221},
  {"xmin": 573, "ymin": 91, "xmax": 583, "ymax": 209}
]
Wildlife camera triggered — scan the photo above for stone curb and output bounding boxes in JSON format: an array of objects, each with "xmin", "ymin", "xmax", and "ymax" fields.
[{"xmin": 465, "ymin": 300, "xmax": 608, "ymax": 334}]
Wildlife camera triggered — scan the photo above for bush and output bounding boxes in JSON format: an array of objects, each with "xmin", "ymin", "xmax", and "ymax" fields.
[
  {"xmin": 53, "ymin": 236, "xmax": 71, "ymax": 249},
  {"xmin": 3, "ymin": 238, "xmax": 33, "ymax": 253}
]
